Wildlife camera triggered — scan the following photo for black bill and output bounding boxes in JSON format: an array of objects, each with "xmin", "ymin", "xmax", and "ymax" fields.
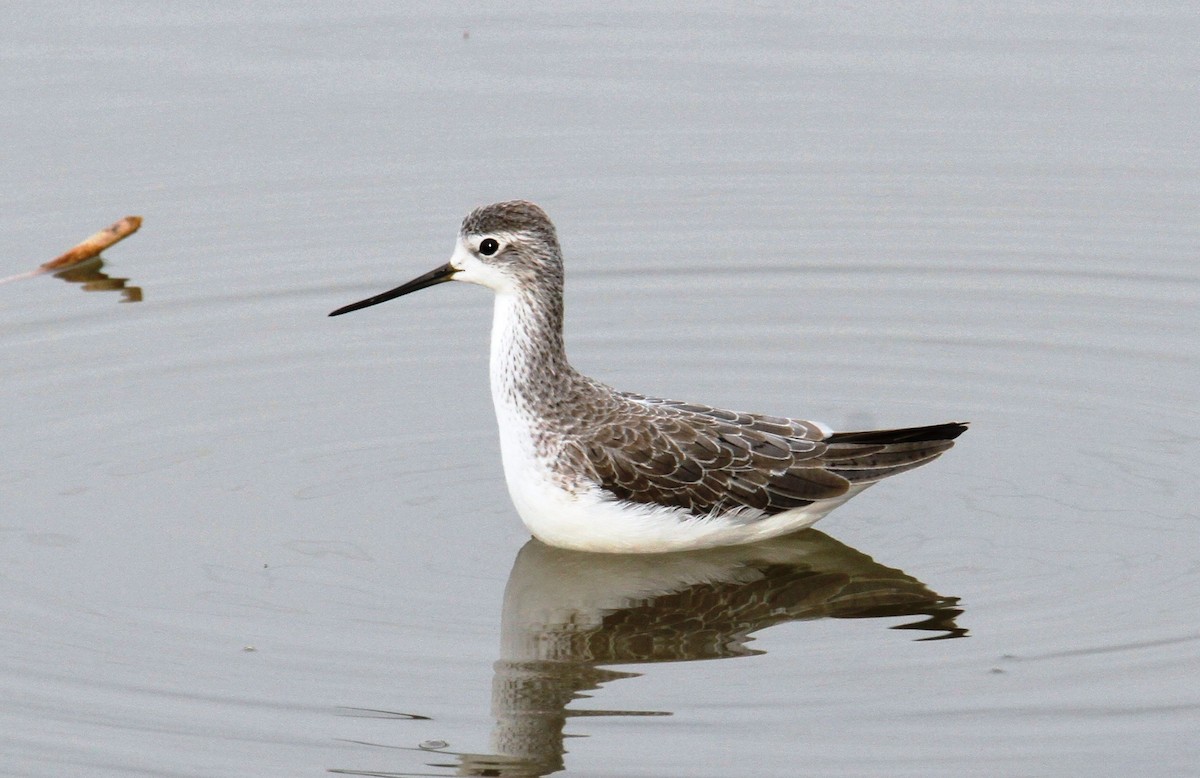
[{"xmin": 329, "ymin": 262, "xmax": 458, "ymax": 317}]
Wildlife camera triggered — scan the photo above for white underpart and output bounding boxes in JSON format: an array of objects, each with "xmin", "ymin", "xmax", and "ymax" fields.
[{"xmin": 486, "ymin": 285, "xmax": 866, "ymax": 554}]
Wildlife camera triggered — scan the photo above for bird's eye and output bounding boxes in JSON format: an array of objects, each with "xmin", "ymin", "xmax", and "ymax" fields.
[{"xmin": 479, "ymin": 238, "xmax": 500, "ymax": 256}]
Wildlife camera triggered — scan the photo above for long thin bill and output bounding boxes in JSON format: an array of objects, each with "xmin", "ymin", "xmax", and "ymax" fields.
[{"xmin": 328, "ymin": 262, "xmax": 458, "ymax": 316}]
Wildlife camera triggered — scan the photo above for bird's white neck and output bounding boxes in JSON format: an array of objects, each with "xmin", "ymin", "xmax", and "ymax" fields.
[
  {"xmin": 489, "ymin": 288, "xmax": 575, "ymax": 418},
  {"xmin": 488, "ymin": 287, "xmax": 591, "ymax": 503}
]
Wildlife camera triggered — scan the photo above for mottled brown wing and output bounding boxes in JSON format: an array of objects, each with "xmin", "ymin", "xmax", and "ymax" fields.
[{"xmin": 578, "ymin": 393, "xmax": 851, "ymax": 517}]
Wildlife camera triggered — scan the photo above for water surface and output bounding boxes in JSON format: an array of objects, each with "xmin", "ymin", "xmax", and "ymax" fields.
[{"xmin": 2, "ymin": 3, "xmax": 1197, "ymax": 776}]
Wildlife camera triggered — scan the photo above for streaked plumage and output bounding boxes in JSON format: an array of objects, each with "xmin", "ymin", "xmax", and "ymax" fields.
[{"xmin": 330, "ymin": 200, "xmax": 967, "ymax": 552}]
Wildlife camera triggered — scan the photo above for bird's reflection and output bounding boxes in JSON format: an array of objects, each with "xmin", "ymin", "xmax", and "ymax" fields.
[
  {"xmin": 336, "ymin": 529, "xmax": 963, "ymax": 777},
  {"xmin": 52, "ymin": 257, "xmax": 142, "ymax": 302}
]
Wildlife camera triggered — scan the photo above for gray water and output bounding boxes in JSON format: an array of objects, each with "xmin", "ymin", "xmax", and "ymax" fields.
[{"xmin": 2, "ymin": 3, "xmax": 1197, "ymax": 776}]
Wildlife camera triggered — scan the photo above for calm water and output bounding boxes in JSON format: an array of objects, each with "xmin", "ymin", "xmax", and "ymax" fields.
[{"xmin": 2, "ymin": 3, "xmax": 1198, "ymax": 776}]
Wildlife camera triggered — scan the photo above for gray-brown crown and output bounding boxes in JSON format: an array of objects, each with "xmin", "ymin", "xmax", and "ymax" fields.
[{"xmin": 460, "ymin": 200, "xmax": 560, "ymax": 252}]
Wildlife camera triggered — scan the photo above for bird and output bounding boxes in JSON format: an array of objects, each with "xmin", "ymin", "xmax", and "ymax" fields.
[{"xmin": 330, "ymin": 200, "xmax": 967, "ymax": 553}]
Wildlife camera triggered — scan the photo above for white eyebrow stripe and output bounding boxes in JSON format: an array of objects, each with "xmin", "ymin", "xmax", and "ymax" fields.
[{"xmin": 466, "ymin": 231, "xmax": 521, "ymax": 251}]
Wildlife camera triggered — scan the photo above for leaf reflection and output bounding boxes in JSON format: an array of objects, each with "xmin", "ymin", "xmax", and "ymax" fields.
[{"xmin": 53, "ymin": 257, "xmax": 143, "ymax": 303}]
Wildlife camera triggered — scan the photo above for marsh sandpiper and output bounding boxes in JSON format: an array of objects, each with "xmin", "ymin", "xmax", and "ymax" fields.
[{"xmin": 330, "ymin": 201, "xmax": 967, "ymax": 553}]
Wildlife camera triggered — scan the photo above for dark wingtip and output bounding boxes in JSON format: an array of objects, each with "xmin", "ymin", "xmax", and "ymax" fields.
[{"xmin": 826, "ymin": 421, "xmax": 970, "ymax": 445}]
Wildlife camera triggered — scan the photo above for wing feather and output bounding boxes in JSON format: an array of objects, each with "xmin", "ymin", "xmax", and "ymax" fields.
[{"xmin": 568, "ymin": 388, "xmax": 966, "ymax": 520}]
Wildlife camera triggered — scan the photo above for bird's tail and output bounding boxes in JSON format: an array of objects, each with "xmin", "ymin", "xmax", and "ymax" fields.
[{"xmin": 821, "ymin": 422, "xmax": 969, "ymax": 483}]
